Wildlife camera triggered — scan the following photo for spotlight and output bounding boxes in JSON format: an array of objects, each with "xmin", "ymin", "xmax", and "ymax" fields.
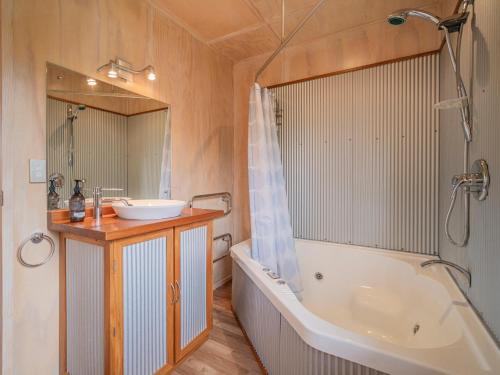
[
  {"xmin": 147, "ymin": 67, "xmax": 156, "ymax": 81},
  {"xmin": 107, "ymin": 64, "xmax": 118, "ymax": 78}
]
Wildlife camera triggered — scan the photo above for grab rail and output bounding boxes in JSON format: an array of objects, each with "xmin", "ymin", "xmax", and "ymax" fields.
[
  {"xmin": 189, "ymin": 192, "xmax": 232, "ymax": 216},
  {"xmin": 213, "ymin": 233, "xmax": 232, "ymax": 263}
]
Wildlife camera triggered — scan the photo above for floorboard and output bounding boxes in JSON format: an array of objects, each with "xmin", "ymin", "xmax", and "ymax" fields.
[{"xmin": 172, "ymin": 281, "xmax": 262, "ymax": 375}]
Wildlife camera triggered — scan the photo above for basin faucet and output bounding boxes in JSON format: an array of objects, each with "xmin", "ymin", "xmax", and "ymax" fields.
[
  {"xmin": 420, "ymin": 259, "xmax": 471, "ymax": 287},
  {"xmin": 92, "ymin": 187, "xmax": 125, "ymax": 220}
]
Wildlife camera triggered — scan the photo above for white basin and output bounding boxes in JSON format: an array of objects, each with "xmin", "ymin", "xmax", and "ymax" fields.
[{"xmin": 112, "ymin": 199, "xmax": 187, "ymax": 220}]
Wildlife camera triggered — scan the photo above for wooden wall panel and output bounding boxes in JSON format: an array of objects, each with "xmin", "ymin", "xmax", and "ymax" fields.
[{"xmin": 0, "ymin": 1, "xmax": 233, "ymax": 374}]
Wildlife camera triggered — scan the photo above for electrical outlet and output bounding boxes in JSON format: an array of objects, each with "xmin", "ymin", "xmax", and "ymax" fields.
[{"xmin": 29, "ymin": 159, "xmax": 46, "ymax": 183}]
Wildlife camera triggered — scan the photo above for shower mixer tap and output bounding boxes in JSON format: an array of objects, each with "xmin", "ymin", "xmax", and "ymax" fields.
[{"xmin": 452, "ymin": 159, "xmax": 490, "ymax": 201}]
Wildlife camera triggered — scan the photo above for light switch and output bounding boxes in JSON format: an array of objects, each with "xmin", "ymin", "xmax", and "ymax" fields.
[{"xmin": 29, "ymin": 159, "xmax": 46, "ymax": 183}]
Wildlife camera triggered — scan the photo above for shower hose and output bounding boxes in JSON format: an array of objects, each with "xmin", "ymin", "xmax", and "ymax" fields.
[{"xmin": 445, "ymin": 179, "xmax": 469, "ymax": 247}]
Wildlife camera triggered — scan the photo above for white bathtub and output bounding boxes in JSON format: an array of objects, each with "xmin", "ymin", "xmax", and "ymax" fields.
[{"xmin": 231, "ymin": 239, "xmax": 500, "ymax": 375}]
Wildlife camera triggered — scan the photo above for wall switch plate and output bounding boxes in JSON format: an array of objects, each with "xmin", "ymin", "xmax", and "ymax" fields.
[{"xmin": 29, "ymin": 159, "xmax": 46, "ymax": 183}]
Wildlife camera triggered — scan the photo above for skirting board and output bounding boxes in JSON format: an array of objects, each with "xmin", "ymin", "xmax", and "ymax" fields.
[{"xmin": 213, "ymin": 275, "xmax": 232, "ymax": 290}]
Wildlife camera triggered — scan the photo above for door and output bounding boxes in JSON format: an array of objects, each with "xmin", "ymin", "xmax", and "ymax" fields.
[
  {"xmin": 113, "ymin": 229, "xmax": 175, "ymax": 375},
  {"xmin": 174, "ymin": 221, "xmax": 213, "ymax": 361}
]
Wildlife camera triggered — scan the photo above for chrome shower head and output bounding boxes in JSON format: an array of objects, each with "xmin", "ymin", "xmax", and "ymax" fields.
[
  {"xmin": 67, "ymin": 104, "xmax": 86, "ymax": 120},
  {"xmin": 387, "ymin": 9, "xmax": 441, "ymax": 26}
]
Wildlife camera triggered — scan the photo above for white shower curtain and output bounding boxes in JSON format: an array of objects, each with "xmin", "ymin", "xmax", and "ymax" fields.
[{"xmin": 248, "ymin": 83, "xmax": 303, "ymax": 294}]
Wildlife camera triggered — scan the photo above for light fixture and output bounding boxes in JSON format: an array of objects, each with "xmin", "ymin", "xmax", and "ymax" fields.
[
  {"xmin": 147, "ymin": 67, "xmax": 156, "ymax": 81},
  {"xmin": 86, "ymin": 77, "xmax": 97, "ymax": 86},
  {"xmin": 107, "ymin": 63, "xmax": 118, "ymax": 79},
  {"xmin": 97, "ymin": 59, "xmax": 157, "ymax": 82}
]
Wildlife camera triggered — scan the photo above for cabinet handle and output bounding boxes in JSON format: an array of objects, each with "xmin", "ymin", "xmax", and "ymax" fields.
[
  {"xmin": 175, "ymin": 280, "xmax": 181, "ymax": 303},
  {"xmin": 170, "ymin": 283, "xmax": 176, "ymax": 304}
]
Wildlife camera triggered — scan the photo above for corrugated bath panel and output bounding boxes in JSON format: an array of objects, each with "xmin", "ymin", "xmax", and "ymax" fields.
[
  {"xmin": 232, "ymin": 263, "xmax": 386, "ymax": 375},
  {"xmin": 46, "ymin": 97, "xmax": 128, "ymax": 201},
  {"xmin": 232, "ymin": 263, "xmax": 281, "ymax": 374},
  {"xmin": 272, "ymin": 53, "xmax": 439, "ymax": 255}
]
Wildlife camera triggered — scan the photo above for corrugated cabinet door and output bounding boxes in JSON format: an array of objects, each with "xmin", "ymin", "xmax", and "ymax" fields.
[
  {"xmin": 120, "ymin": 230, "xmax": 174, "ymax": 375},
  {"xmin": 174, "ymin": 221, "xmax": 213, "ymax": 361}
]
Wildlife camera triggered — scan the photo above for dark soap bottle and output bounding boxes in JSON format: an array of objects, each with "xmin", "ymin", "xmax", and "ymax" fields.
[
  {"xmin": 47, "ymin": 179, "xmax": 60, "ymax": 210},
  {"xmin": 69, "ymin": 179, "xmax": 86, "ymax": 222}
]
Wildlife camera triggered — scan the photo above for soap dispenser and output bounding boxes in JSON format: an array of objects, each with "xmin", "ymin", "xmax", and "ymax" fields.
[
  {"xmin": 69, "ymin": 179, "xmax": 86, "ymax": 222},
  {"xmin": 47, "ymin": 178, "xmax": 60, "ymax": 210}
]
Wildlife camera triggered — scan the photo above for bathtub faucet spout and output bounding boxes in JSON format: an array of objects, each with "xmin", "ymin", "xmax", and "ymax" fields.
[{"xmin": 420, "ymin": 259, "xmax": 471, "ymax": 288}]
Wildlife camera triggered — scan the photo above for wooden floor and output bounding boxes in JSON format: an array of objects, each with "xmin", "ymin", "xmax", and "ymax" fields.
[{"xmin": 172, "ymin": 282, "xmax": 263, "ymax": 375}]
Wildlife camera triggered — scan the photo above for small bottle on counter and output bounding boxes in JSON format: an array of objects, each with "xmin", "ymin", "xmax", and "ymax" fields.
[
  {"xmin": 69, "ymin": 179, "xmax": 86, "ymax": 222},
  {"xmin": 47, "ymin": 178, "xmax": 60, "ymax": 210}
]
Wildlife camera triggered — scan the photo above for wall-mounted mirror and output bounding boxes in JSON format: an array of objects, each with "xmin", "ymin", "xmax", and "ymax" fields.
[{"xmin": 46, "ymin": 63, "xmax": 171, "ymax": 209}]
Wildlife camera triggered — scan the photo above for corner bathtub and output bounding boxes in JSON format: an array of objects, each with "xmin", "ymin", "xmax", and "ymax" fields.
[{"xmin": 231, "ymin": 239, "xmax": 500, "ymax": 375}]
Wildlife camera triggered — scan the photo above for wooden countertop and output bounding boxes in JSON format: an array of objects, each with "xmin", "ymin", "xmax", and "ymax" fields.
[{"xmin": 48, "ymin": 206, "xmax": 224, "ymax": 241}]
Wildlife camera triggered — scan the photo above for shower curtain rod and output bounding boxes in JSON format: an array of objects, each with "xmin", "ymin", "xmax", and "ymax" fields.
[{"xmin": 254, "ymin": 0, "xmax": 327, "ymax": 83}]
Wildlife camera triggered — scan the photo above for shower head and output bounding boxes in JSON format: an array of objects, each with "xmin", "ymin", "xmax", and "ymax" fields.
[
  {"xmin": 67, "ymin": 104, "xmax": 86, "ymax": 120},
  {"xmin": 387, "ymin": 9, "xmax": 441, "ymax": 27}
]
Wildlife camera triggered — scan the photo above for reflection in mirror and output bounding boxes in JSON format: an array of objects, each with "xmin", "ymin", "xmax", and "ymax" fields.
[{"xmin": 46, "ymin": 63, "xmax": 171, "ymax": 210}]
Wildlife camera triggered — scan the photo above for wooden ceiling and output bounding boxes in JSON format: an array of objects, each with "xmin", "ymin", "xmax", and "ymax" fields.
[{"xmin": 151, "ymin": 0, "xmax": 458, "ymax": 62}]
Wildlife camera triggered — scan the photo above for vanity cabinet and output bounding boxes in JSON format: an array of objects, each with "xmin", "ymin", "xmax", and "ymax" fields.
[{"xmin": 52, "ymin": 208, "xmax": 220, "ymax": 375}]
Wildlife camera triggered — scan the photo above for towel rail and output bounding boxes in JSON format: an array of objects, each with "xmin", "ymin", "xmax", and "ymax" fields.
[
  {"xmin": 213, "ymin": 233, "xmax": 232, "ymax": 263},
  {"xmin": 189, "ymin": 192, "xmax": 232, "ymax": 216}
]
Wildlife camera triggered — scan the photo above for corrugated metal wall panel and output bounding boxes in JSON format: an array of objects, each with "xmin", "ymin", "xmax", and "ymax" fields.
[
  {"xmin": 123, "ymin": 237, "xmax": 168, "ymax": 375},
  {"xmin": 179, "ymin": 226, "xmax": 208, "ymax": 349},
  {"xmin": 47, "ymin": 98, "xmax": 128, "ymax": 201},
  {"xmin": 232, "ymin": 263, "xmax": 385, "ymax": 375},
  {"xmin": 66, "ymin": 239, "xmax": 105, "ymax": 375},
  {"xmin": 232, "ymin": 263, "xmax": 281, "ymax": 374},
  {"xmin": 272, "ymin": 54, "xmax": 439, "ymax": 255},
  {"xmin": 439, "ymin": 0, "xmax": 500, "ymax": 340},
  {"xmin": 127, "ymin": 110, "xmax": 168, "ymax": 199}
]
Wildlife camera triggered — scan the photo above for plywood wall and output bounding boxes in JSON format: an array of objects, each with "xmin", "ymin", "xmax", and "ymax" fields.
[
  {"xmin": 0, "ymin": 0, "xmax": 233, "ymax": 373},
  {"xmin": 439, "ymin": 0, "xmax": 500, "ymax": 341}
]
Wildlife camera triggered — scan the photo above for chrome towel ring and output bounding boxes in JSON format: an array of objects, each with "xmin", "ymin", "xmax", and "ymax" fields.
[{"xmin": 17, "ymin": 232, "xmax": 55, "ymax": 268}]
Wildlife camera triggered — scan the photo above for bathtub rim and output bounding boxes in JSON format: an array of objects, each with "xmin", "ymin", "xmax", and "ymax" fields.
[{"xmin": 231, "ymin": 238, "xmax": 500, "ymax": 375}]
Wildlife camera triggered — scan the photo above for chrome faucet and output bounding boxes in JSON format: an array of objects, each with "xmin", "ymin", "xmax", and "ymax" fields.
[
  {"xmin": 92, "ymin": 187, "xmax": 126, "ymax": 220},
  {"xmin": 421, "ymin": 259, "xmax": 471, "ymax": 287},
  {"xmin": 452, "ymin": 159, "xmax": 490, "ymax": 201}
]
